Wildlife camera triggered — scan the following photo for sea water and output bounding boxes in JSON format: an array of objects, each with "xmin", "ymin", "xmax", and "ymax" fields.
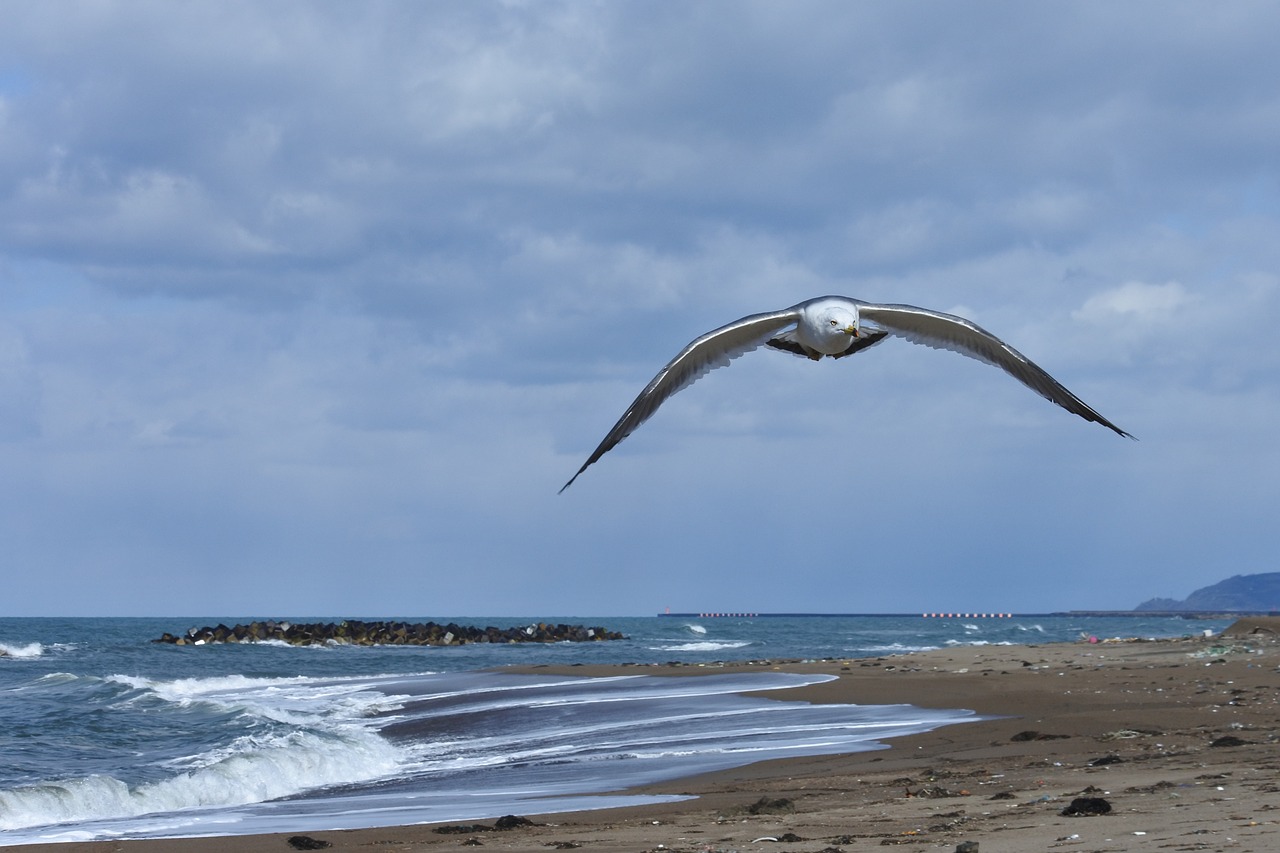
[{"xmin": 0, "ymin": 614, "xmax": 1226, "ymax": 844}]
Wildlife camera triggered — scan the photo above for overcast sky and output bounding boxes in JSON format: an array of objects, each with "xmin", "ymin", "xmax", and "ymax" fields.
[{"xmin": 2, "ymin": 1, "xmax": 1277, "ymax": 617}]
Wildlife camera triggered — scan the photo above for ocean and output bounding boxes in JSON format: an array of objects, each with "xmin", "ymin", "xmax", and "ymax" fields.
[{"xmin": 0, "ymin": 614, "xmax": 1228, "ymax": 845}]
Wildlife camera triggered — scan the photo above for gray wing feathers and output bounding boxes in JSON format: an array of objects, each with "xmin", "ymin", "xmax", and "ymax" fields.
[
  {"xmin": 858, "ymin": 303, "xmax": 1133, "ymax": 438},
  {"xmin": 559, "ymin": 308, "xmax": 801, "ymax": 492}
]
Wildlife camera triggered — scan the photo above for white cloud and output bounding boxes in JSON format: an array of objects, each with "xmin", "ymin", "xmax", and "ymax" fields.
[
  {"xmin": 1, "ymin": 2, "xmax": 1279, "ymax": 614},
  {"xmin": 1074, "ymin": 280, "xmax": 1194, "ymax": 327}
]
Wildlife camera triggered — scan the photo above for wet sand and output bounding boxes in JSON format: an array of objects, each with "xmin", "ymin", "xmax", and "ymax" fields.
[{"xmin": 11, "ymin": 618, "xmax": 1280, "ymax": 853}]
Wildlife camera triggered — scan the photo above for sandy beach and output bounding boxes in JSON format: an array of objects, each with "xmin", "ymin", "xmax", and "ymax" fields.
[{"xmin": 11, "ymin": 618, "xmax": 1279, "ymax": 853}]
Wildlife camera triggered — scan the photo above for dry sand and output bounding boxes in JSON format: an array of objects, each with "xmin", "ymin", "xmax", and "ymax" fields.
[{"xmin": 10, "ymin": 618, "xmax": 1280, "ymax": 853}]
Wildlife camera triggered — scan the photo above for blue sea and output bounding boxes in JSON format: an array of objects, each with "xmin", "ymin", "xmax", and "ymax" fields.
[{"xmin": 0, "ymin": 614, "xmax": 1228, "ymax": 845}]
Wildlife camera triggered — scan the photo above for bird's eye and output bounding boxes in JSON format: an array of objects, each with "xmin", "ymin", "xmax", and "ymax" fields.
[{"xmin": 829, "ymin": 319, "xmax": 837, "ymax": 326}]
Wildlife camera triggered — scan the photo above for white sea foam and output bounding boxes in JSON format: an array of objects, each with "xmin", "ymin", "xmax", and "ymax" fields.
[
  {"xmin": 0, "ymin": 727, "xmax": 402, "ymax": 831},
  {"xmin": 0, "ymin": 673, "xmax": 416, "ymax": 834},
  {"xmin": 0, "ymin": 671, "xmax": 414, "ymax": 824},
  {"xmin": 0, "ymin": 642, "xmax": 44, "ymax": 659},
  {"xmin": 855, "ymin": 643, "xmax": 939, "ymax": 654},
  {"xmin": 684, "ymin": 624, "xmax": 708, "ymax": 635},
  {"xmin": 106, "ymin": 673, "xmax": 409, "ymax": 724},
  {"xmin": 944, "ymin": 639, "xmax": 1015, "ymax": 647},
  {"xmin": 650, "ymin": 641, "xmax": 752, "ymax": 652}
]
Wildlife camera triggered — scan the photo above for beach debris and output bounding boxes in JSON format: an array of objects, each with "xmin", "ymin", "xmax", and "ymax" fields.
[
  {"xmin": 550, "ymin": 842, "xmax": 582, "ymax": 849},
  {"xmin": 436, "ymin": 825, "xmax": 495, "ymax": 835},
  {"xmin": 435, "ymin": 815, "xmax": 539, "ymax": 834},
  {"xmin": 1061, "ymin": 796, "xmax": 1112, "ymax": 816},
  {"xmin": 928, "ymin": 812, "xmax": 971, "ymax": 833},
  {"xmin": 1210, "ymin": 735, "xmax": 1249, "ymax": 747},
  {"xmin": 1098, "ymin": 728, "xmax": 1161, "ymax": 740},
  {"xmin": 286, "ymin": 837, "xmax": 332, "ymax": 850},
  {"xmin": 879, "ymin": 831, "xmax": 919, "ymax": 845},
  {"xmin": 1088, "ymin": 753, "xmax": 1126, "ymax": 766},
  {"xmin": 987, "ymin": 791, "xmax": 1017, "ymax": 800},
  {"xmin": 1010, "ymin": 730, "xmax": 1070, "ymax": 741},
  {"xmin": 908, "ymin": 784, "xmax": 968, "ymax": 798},
  {"xmin": 1191, "ymin": 644, "xmax": 1252, "ymax": 658},
  {"xmin": 154, "ymin": 620, "xmax": 624, "ymax": 647},
  {"xmin": 750, "ymin": 835, "xmax": 801, "ymax": 843},
  {"xmin": 747, "ymin": 796, "xmax": 796, "ymax": 815},
  {"xmin": 955, "ymin": 842, "xmax": 980, "ymax": 853}
]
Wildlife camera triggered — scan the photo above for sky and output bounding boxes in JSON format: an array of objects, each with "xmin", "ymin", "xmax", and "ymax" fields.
[{"xmin": 1, "ymin": 1, "xmax": 1278, "ymax": 617}]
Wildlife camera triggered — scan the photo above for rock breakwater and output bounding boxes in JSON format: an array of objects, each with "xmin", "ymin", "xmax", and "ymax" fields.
[{"xmin": 153, "ymin": 620, "xmax": 625, "ymax": 647}]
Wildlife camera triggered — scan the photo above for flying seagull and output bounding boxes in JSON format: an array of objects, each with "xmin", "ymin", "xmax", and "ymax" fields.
[{"xmin": 560, "ymin": 295, "xmax": 1132, "ymax": 492}]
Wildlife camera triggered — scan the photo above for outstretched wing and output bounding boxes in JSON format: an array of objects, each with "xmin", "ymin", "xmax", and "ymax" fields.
[
  {"xmin": 560, "ymin": 307, "xmax": 802, "ymax": 492},
  {"xmin": 857, "ymin": 301, "xmax": 1133, "ymax": 438}
]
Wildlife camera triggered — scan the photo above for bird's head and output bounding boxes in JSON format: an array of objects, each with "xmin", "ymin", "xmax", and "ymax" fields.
[
  {"xmin": 798, "ymin": 298, "xmax": 862, "ymax": 356},
  {"xmin": 820, "ymin": 304, "xmax": 860, "ymax": 339}
]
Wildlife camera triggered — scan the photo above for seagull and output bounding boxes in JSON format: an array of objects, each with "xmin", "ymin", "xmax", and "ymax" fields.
[{"xmin": 560, "ymin": 295, "xmax": 1133, "ymax": 492}]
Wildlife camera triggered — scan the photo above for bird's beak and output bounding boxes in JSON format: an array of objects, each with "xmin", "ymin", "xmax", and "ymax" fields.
[{"xmin": 844, "ymin": 325, "xmax": 859, "ymax": 337}]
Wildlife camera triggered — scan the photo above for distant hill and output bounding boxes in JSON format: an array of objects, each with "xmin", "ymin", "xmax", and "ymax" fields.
[{"xmin": 1136, "ymin": 572, "xmax": 1280, "ymax": 612}]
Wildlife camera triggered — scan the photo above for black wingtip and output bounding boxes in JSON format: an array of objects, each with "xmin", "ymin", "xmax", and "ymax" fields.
[
  {"xmin": 1103, "ymin": 421, "xmax": 1137, "ymax": 441},
  {"xmin": 558, "ymin": 469, "xmax": 584, "ymax": 494}
]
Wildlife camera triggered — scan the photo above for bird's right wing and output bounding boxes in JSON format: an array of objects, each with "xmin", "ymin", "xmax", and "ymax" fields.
[{"xmin": 560, "ymin": 307, "xmax": 802, "ymax": 492}]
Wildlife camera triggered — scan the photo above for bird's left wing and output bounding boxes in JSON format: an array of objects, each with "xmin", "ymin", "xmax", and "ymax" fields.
[
  {"xmin": 857, "ymin": 301, "xmax": 1133, "ymax": 438},
  {"xmin": 560, "ymin": 307, "xmax": 802, "ymax": 492}
]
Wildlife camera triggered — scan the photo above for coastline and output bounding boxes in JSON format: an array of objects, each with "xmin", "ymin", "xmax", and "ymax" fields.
[{"xmin": 9, "ymin": 618, "xmax": 1279, "ymax": 853}]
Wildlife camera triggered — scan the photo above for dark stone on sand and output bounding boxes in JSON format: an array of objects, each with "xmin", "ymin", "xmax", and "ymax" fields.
[
  {"xmin": 1089, "ymin": 754, "xmax": 1125, "ymax": 766},
  {"xmin": 747, "ymin": 796, "xmax": 796, "ymax": 815},
  {"xmin": 1210, "ymin": 735, "xmax": 1249, "ymax": 747},
  {"xmin": 286, "ymin": 837, "xmax": 331, "ymax": 850},
  {"xmin": 153, "ymin": 620, "xmax": 624, "ymax": 647},
  {"xmin": 1061, "ymin": 796, "xmax": 1111, "ymax": 816},
  {"xmin": 433, "ymin": 815, "xmax": 537, "ymax": 835},
  {"xmin": 955, "ymin": 842, "xmax": 980, "ymax": 853}
]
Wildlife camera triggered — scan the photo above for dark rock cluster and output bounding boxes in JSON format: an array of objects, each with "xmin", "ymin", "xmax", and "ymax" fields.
[
  {"xmin": 153, "ymin": 619, "xmax": 624, "ymax": 647},
  {"xmin": 434, "ymin": 815, "xmax": 538, "ymax": 834}
]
